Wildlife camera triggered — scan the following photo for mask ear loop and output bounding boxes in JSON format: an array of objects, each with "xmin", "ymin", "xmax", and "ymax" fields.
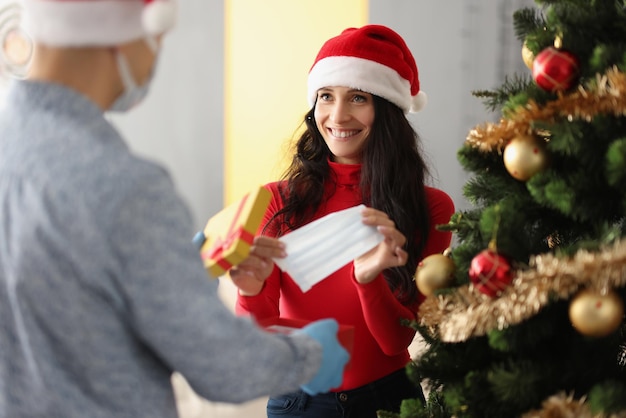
[
  {"xmin": 114, "ymin": 49, "xmax": 137, "ymax": 92},
  {"xmin": 115, "ymin": 36, "xmax": 157, "ymax": 91}
]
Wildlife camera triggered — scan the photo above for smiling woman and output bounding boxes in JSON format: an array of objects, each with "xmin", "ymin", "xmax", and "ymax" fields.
[{"xmin": 230, "ymin": 24, "xmax": 455, "ymax": 418}]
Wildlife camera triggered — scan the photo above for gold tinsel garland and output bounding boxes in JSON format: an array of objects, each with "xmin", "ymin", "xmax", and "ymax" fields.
[
  {"xmin": 418, "ymin": 239, "xmax": 626, "ymax": 342},
  {"xmin": 466, "ymin": 67, "xmax": 626, "ymax": 153}
]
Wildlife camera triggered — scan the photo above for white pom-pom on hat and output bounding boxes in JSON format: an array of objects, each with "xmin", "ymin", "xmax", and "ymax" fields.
[
  {"xmin": 410, "ymin": 91, "xmax": 428, "ymax": 113},
  {"xmin": 142, "ymin": 0, "xmax": 177, "ymax": 35}
]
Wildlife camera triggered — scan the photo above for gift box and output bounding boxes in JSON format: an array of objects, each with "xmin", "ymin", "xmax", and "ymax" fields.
[
  {"xmin": 257, "ymin": 317, "xmax": 355, "ymax": 369},
  {"xmin": 194, "ymin": 186, "xmax": 271, "ymax": 278}
]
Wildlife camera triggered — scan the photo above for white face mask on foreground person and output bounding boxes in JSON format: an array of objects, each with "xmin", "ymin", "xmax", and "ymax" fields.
[{"xmin": 109, "ymin": 36, "xmax": 158, "ymax": 112}]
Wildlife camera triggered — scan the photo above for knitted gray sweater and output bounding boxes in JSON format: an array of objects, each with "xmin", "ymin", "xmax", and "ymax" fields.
[{"xmin": 0, "ymin": 81, "xmax": 320, "ymax": 417}]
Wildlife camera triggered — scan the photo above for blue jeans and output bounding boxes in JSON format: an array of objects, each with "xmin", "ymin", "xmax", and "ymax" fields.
[{"xmin": 266, "ymin": 367, "xmax": 424, "ymax": 418}]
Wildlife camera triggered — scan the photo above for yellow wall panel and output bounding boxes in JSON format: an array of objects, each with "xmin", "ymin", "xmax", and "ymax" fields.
[{"xmin": 224, "ymin": 0, "xmax": 367, "ymax": 204}]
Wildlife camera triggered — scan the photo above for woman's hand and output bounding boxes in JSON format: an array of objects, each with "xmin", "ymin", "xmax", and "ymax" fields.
[
  {"xmin": 229, "ymin": 236, "xmax": 286, "ymax": 296},
  {"xmin": 353, "ymin": 207, "xmax": 408, "ymax": 284}
]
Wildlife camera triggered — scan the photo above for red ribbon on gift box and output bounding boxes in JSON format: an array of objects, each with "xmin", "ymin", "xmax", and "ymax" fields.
[{"xmin": 200, "ymin": 193, "xmax": 255, "ymax": 271}]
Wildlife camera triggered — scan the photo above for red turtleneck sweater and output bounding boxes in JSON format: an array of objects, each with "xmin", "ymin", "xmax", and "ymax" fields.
[{"xmin": 236, "ymin": 161, "xmax": 454, "ymax": 391}]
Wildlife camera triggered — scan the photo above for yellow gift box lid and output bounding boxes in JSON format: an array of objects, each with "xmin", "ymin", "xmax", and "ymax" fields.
[{"xmin": 195, "ymin": 186, "xmax": 271, "ymax": 278}]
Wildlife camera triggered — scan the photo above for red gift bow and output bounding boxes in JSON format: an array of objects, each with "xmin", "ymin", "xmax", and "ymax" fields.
[{"xmin": 201, "ymin": 193, "xmax": 255, "ymax": 272}]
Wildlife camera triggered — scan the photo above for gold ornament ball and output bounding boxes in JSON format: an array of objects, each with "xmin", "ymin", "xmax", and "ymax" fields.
[
  {"xmin": 569, "ymin": 288, "xmax": 624, "ymax": 338},
  {"xmin": 503, "ymin": 135, "xmax": 549, "ymax": 181},
  {"xmin": 415, "ymin": 254, "xmax": 456, "ymax": 296},
  {"xmin": 522, "ymin": 41, "xmax": 535, "ymax": 69}
]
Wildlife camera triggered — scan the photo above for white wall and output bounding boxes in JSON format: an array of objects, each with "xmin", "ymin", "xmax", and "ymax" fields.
[{"xmin": 109, "ymin": 0, "xmax": 225, "ymax": 230}]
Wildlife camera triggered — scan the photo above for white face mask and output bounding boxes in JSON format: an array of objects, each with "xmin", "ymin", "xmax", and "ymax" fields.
[
  {"xmin": 109, "ymin": 37, "xmax": 159, "ymax": 113},
  {"xmin": 273, "ymin": 204, "xmax": 384, "ymax": 292}
]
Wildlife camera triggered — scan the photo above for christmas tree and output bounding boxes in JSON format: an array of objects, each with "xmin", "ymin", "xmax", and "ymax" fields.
[{"xmin": 382, "ymin": 1, "xmax": 626, "ymax": 417}]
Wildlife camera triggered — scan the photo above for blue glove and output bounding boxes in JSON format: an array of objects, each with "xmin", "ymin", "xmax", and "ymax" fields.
[
  {"xmin": 295, "ymin": 318, "xmax": 350, "ymax": 395},
  {"xmin": 192, "ymin": 231, "xmax": 206, "ymax": 249}
]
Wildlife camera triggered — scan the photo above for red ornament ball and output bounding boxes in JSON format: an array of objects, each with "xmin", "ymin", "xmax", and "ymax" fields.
[
  {"xmin": 469, "ymin": 250, "xmax": 513, "ymax": 298},
  {"xmin": 532, "ymin": 47, "xmax": 579, "ymax": 92}
]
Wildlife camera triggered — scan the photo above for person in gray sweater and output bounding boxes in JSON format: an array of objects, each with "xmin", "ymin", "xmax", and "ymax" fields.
[{"xmin": 0, "ymin": 1, "xmax": 349, "ymax": 417}]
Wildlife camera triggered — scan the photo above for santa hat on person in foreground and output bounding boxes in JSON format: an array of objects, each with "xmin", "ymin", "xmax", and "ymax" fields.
[
  {"xmin": 20, "ymin": 0, "xmax": 177, "ymax": 46},
  {"xmin": 307, "ymin": 24, "xmax": 427, "ymax": 113}
]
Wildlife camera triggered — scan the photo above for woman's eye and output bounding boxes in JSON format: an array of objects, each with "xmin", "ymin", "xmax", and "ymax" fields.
[
  {"xmin": 319, "ymin": 93, "xmax": 332, "ymax": 101},
  {"xmin": 353, "ymin": 94, "xmax": 367, "ymax": 103}
]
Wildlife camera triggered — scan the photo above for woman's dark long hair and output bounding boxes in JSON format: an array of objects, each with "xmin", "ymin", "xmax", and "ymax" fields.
[{"xmin": 264, "ymin": 95, "xmax": 431, "ymax": 305}]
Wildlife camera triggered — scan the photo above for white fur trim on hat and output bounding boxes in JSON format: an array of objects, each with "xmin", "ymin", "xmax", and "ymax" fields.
[
  {"xmin": 308, "ymin": 56, "xmax": 425, "ymax": 113},
  {"xmin": 21, "ymin": 0, "xmax": 176, "ymax": 46}
]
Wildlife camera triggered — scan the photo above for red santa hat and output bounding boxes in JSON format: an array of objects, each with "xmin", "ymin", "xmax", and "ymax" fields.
[
  {"xmin": 20, "ymin": 0, "xmax": 177, "ymax": 46},
  {"xmin": 307, "ymin": 24, "xmax": 427, "ymax": 113}
]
